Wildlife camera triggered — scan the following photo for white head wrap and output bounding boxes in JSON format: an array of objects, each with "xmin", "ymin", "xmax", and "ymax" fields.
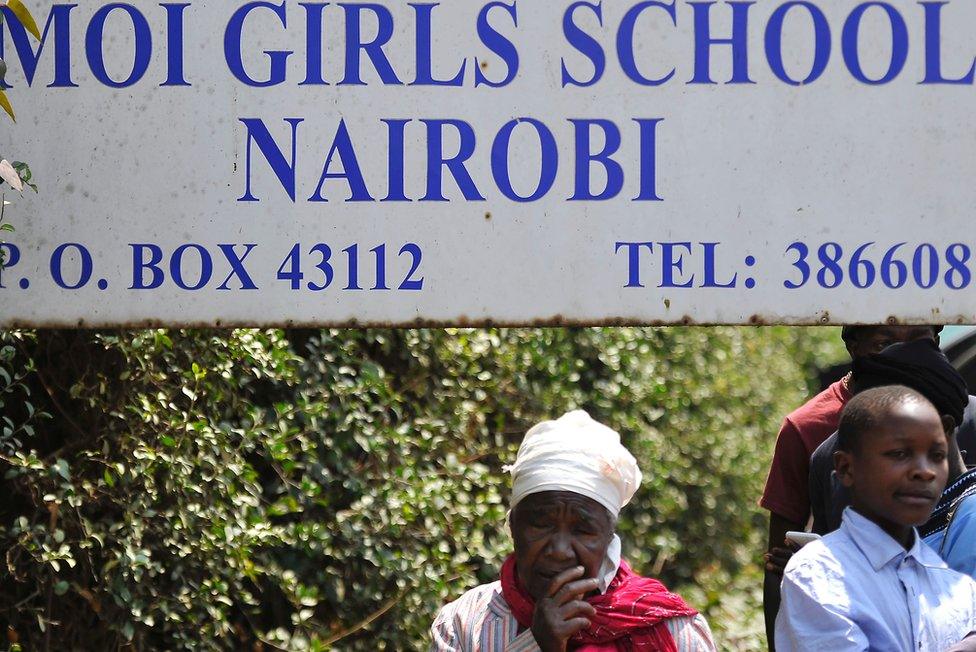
[
  {"xmin": 506, "ymin": 410, "xmax": 642, "ymax": 592},
  {"xmin": 508, "ymin": 410, "xmax": 641, "ymax": 517}
]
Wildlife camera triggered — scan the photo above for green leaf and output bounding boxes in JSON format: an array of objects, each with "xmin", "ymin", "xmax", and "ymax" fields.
[
  {"xmin": 7, "ymin": 0, "xmax": 41, "ymax": 41},
  {"xmin": 53, "ymin": 458, "xmax": 70, "ymax": 481},
  {"xmin": 0, "ymin": 89, "xmax": 15, "ymax": 121}
]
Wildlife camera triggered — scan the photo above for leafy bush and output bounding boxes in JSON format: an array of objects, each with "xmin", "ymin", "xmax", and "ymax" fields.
[{"xmin": 0, "ymin": 327, "xmax": 841, "ymax": 650}]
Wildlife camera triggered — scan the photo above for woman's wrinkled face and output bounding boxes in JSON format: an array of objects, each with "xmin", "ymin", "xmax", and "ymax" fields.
[{"xmin": 509, "ymin": 491, "xmax": 615, "ymax": 601}]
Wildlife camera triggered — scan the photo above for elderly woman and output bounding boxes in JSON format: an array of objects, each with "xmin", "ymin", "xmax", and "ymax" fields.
[{"xmin": 431, "ymin": 411, "xmax": 716, "ymax": 651}]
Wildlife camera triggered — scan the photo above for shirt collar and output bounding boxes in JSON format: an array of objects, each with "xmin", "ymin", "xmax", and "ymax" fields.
[
  {"xmin": 841, "ymin": 507, "xmax": 947, "ymax": 572},
  {"xmin": 488, "ymin": 583, "xmax": 513, "ymax": 619}
]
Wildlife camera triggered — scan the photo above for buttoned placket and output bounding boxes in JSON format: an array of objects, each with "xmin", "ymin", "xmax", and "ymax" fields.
[{"xmin": 897, "ymin": 554, "xmax": 924, "ymax": 650}]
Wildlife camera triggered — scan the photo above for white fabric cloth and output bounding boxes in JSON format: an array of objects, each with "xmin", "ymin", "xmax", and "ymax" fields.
[
  {"xmin": 506, "ymin": 410, "xmax": 640, "ymax": 592},
  {"xmin": 507, "ymin": 410, "xmax": 641, "ymax": 518},
  {"xmin": 596, "ymin": 533, "xmax": 622, "ymax": 594}
]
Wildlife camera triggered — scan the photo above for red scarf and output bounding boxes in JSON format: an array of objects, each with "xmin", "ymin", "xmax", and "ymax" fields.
[{"xmin": 500, "ymin": 555, "xmax": 697, "ymax": 652}]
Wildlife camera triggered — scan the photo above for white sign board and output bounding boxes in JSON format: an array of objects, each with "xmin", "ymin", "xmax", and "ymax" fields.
[{"xmin": 1, "ymin": 0, "xmax": 974, "ymax": 326}]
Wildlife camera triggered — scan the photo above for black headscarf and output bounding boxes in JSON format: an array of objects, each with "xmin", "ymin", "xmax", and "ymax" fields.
[
  {"xmin": 852, "ymin": 338, "xmax": 968, "ymax": 427},
  {"xmin": 841, "ymin": 325, "xmax": 944, "ymax": 343}
]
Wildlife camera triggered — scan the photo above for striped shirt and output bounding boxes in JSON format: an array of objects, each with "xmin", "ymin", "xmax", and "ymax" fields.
[{"xmin": 431, "ymin": 581, "xmax": 717, "ymax": 651}]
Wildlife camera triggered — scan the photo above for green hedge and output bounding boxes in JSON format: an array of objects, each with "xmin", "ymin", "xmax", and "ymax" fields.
[{"xmin": 0, "ymin": 327, "xmax": 841, "ymax": 650}]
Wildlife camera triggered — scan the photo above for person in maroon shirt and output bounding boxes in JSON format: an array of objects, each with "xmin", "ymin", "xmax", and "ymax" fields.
[{"xmin": 760, "ymin": 324, "xmax": 942, "ymax": 651}]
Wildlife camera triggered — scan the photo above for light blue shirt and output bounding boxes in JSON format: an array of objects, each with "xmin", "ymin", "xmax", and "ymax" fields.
[
  {"xmin": 924, "ymin": 495, "xmax": 976, "ymax": 578},
  {"xmin": 776, "ymin": 507, "xmax": 976, "ymax": 652}
]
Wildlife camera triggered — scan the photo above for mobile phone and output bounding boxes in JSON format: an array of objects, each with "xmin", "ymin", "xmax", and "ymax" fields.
[{"xmin": 785, "ymin": 531, "xmax": 821, "ymax": 548}]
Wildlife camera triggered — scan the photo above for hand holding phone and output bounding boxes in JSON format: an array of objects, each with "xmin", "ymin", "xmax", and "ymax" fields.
[{"xmin": 785, "ymin": 531, "xmax": 821, "ymax": 548}]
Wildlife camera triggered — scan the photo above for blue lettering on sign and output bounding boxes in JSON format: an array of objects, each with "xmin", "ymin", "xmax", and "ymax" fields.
[
  {"xmin": 1, "ymin": 242, "xmax": 432, "ymax": 294},
  {"xmin": 160, "ymin": 3, "xmax": 191, "ymax": 87},
  {"xmin": 841, "ymin": 2, "xmax": 908, "ymax": 84},
  {"xmin": 765, "ymin": 2, "xmax": 831, "ymax": 86},
  {"xmin": 921, "ymin": 1, "xmax": 976, "ymax": 84},
  {"xmin": 421, "ymin": 119, "xmax": 484, "ymax": 201},
  {"xmin": 130, "ymin": 243, "xmax": 166, "ymax": 289},
  {"xmin": 298, "ymin": 2, "xmax": 329, "ymax": 86},
  {"xmin": 0, "ymin": 0, "xmax": 973, "ymax": 90},
  {"xmin": 475, "ymin": 1, "xmax": 519, "ymax": 88},
  {"xmin": 0, "ymin": 243, "xmax": 21, "ymax": 288},
  {"xmin": 381, "ymin": 119, "xmax": 412, "ymax": 202},
  {"xmin": 7, "ymin": 240, "xmax": 976, "ymax": 299},
  {"xmin": 411, "ymin": 3, "xmax": 466, "ymax": 86},
  {"xmin": 0, "ymin": 3, "xmax": 190, "ymax": 88},
  {"xmin": 783, "ymin": 242, "xmax": 974, "ymax": 290},
  {"xmin": 170, "ymin": 244, "xmax": 214, "ymax": 290},
  {"xmin": 491, "ymin": 118, "xmax": 559, "ymax": 202},
  {"xmin": 225, "ymin": 1, "xmax": 292, "ymax": 87},
  {"xmin": 659, "ymin": 242, "xmax": 694, "ymax": 288},
  {"xmin": 130, "ymin": 243, "xmax": 259, "ymax": 290},
  {"xmin": 216, "ymin": 244, "xmax": 259, "ymax": 290},
  {"xmin": 308, "ymin": 118, "xmax": 375, "ymax": 202},
  {"xmin": 614, "ymin": 241, "xmax": 745, "ymax": 289},
  {"xmin": 50, "ymin": 243, "xmax": 93, "ymax": 289},
  {"xmin": 275, "ymin": 242, "xmax": 423, "ymax": 291},
  {"xmin": 615, "ymin": 242, "xmax": 655, "ymax": 288},
  {"xmin": 236, "ymin": 117, "xmax": 663, "ymax": 203},
  {"xmin": 340, "ymin": 3, "xmax": 402, "ymax": 85},
  {"xmin": 617, "ymin": 1, "xmax": 677, "ymax": 86},
  {"xmin": 701, "ymin": 242, "xmax": 737, "ymax": 288},
  {"xmin": 86, "ymin": 3, "xmax": 153, "ymax": 88},
  {"xmin": 0, "ymin": 4, "xmax": 76, "ymax": 88},
  {"xmin": 632, "ymin": 119, "xmax": 663, "ymax": 201},
  {"xmin": 239, "ymin": 117, "xmax": 303, "ymax": 202},
  {"xmin": 562, "ymin": 1, "xmax": 605, "ymax": 88},
  {"xmin": 688, "ymin": 1, "xmax": 755, "ymax": 84},
  {"xmin": 569, "ymin": 119, "xmax": 623, "ymax": 201}
]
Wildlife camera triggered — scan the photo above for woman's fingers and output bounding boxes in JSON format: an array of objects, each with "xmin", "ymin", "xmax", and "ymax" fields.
[
  {"xmin": 553, "ymin": 577, "xmax": 600, "ymax": 606},
  {"xmin": 546, "ymin": 566, "xmax": 599, "ymax": 606},
  {"xmin": 559, "ymin": 599, "xmax": 597, "ymax": 620},
  {"xmin": 546, "ymin": 566, "xmax": 586, "ymax": 597},
  {"xmin": 532, "ymin": 570, "xmax": 599, "ymax": 650},
  {"xmin": 562, "ymin": 616, "xmax": 593, "ymax": 637}
]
